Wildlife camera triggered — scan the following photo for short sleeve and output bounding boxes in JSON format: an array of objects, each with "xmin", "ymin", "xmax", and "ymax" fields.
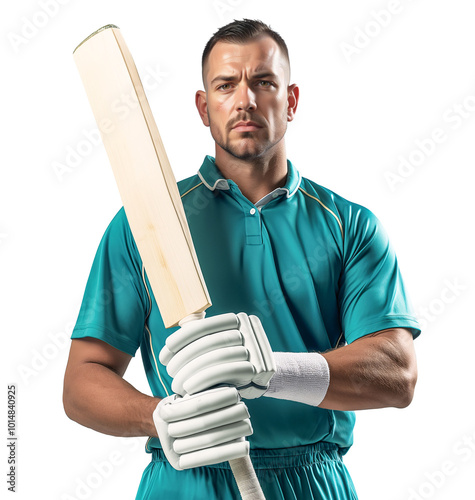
[
  {"xmin": 71, "ymin": 208, "xmax": 148, "ymax": 356},
  {"xmin": 338, "ymin": 205, "xmax": 421, "ymax": 344}
]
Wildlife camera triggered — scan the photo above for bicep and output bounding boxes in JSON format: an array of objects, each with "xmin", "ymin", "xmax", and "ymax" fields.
[{"xmin": 65, "ymin": 338, "xmax": 132, "ymax": 378}]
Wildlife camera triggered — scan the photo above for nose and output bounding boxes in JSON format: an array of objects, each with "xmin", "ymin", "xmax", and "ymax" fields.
[{"xmin": 236, "ymin": 84, "xmax": 256, "ymax": 112}]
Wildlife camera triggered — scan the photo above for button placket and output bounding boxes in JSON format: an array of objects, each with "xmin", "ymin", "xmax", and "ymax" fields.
[
  {"xmin": 226, "ymin": 183, "xmax": 263, "ymax": 245},
  {"xmin": 245, "ymin": 205, "xmax": 262, "ymax": 245}
]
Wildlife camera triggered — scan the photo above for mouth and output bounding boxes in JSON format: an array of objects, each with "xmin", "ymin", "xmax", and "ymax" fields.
[{"xmin": 231, "ymin": 121, "xmax": 262, "ymax": 132}]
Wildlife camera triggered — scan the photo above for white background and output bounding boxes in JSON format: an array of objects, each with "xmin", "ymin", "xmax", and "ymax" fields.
[{"xmin": 2, "ymin": 1, "xmax": 474, "ymax": 499}]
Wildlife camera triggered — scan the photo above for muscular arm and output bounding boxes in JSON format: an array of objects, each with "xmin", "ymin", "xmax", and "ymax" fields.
[
  {"xmin": 63, "ymin": 338, "xmax": 159, "ymax": 437},
  {"xmin": 319, "ymin": 328, "xmax": 418, "ymax": 411}
]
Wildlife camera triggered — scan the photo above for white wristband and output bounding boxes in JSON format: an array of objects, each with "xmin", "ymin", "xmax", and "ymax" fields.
[{"xmin": 263, "ymin": 352, "xmax": 330, "ymax": 407}]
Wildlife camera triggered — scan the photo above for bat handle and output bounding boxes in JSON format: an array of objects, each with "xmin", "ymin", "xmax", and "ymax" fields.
[
  {"xmin": 178, "ymin": 311, "xmax": 266, "ymax": 499},
  {"xmin": 178, "ymin": 311, "xmax": 206, "ymax": 325},
  {"xmin": 229, "ymin": 456, "xmax": 265, "ymax": 499}
]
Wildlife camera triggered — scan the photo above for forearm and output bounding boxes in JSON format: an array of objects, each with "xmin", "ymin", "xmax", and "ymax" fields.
[
  {"xmin": 265, "ymin": 329, "xmax": 417, "ymax": 411},
  {"xmin": 63, "ymin": 361, "xmax": 159, "ymax": 438},
  {"xmin": 157, "ymin": 312, "xmax": 417, "ymax": 412},
  {"xmin": 320, "ymin": 329, "xmax": 417, "ymax": 411}
]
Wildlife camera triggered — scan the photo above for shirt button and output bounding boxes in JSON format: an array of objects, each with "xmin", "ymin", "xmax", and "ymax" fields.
[{"xmin": 250, "ymin": 208, "xmax": 256, "ymax": 215}]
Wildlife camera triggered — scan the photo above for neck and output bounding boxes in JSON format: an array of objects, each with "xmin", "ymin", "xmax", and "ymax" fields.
[{"xmin": 214, "ymin": 145, "xmax": 288, "ymax": 204}]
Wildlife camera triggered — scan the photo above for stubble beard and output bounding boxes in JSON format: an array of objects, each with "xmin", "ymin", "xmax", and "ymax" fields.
[
  {"xmin": 209, "ymin": 116, "xmax": 287, "ymax": 162},
  {"xmin": 217, "ymin": 133, "xmax": 265, "ymax": 160}
]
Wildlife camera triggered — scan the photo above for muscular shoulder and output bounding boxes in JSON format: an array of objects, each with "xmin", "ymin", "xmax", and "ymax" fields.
[
  {"xmin": 104, "ymin": 207, "xmax": 135, "ymax": 244},
  {"xmin": 300, "ymin": 177, "xmax": 381, "ymax": 235},
  {"xmin": 299, "ymin": 177, "xmax": 388, "ymax": 263},
  {"xmin": 101, "ymin": 207, "xmax": 143, "ymax": 274}
]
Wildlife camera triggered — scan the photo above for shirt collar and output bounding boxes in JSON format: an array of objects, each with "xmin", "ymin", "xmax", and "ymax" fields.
[
  {"xmin": 197, "ymin": 155, "xmax": 302, "ymax": 201},
  {"xmin": 198, "ymin": 155, "xmax": 231, "ymax": 191}
]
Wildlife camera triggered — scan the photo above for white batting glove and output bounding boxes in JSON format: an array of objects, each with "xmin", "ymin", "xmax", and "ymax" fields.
[
  {"xmin": 153, "ymin": 387, "xmax": 252, "ymax": 470},
  {"xmin": 159, "ymin": 313, "xmax": 276, "ymax": 399}
]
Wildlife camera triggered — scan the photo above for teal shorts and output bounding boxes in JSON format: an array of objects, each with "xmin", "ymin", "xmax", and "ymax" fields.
[{"xmin": 135, "ymin": 442, "xmax": 358, "ymax": 500}]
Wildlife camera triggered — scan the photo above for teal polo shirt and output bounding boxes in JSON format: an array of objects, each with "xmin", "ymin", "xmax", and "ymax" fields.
[{"xmin": 72, "ymin": 155, "xmax": 420, "ymax": 455}]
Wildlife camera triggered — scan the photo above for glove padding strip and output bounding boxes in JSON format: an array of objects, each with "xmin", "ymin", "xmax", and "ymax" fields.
[{"xmin": 153, "ymin": 387, "xmax": 252, "ymax": 471}]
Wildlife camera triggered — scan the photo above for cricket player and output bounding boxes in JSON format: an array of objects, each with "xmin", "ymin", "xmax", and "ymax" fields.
[{"xmin": 63, "ymin": 19, "xmax": 421, "ymax": 499}]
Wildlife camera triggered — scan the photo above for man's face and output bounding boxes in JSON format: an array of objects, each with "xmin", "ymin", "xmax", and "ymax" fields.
[{"xmin": 197, "ymin": 36, "xmax": 297, "ymax": 161}]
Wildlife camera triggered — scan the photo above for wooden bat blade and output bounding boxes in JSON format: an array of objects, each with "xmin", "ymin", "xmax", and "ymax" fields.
[{"xmin": 73, "ymin": 25, "xmax": 211, "ymax": 327}]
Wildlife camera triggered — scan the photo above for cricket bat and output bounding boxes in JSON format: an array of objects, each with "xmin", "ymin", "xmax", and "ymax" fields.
[{"xmin": 73, "ymin": 25, "xmax": 264, "ymax": 500}]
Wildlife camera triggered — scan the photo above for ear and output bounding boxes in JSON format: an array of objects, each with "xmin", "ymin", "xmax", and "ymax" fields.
[
  {"xmin": 195, "ymin": 90, "xmax": 210, "ymax": 127},
  {"xmin": 287, "ymin": 84, "xmax": 299, "ymax": 122}
]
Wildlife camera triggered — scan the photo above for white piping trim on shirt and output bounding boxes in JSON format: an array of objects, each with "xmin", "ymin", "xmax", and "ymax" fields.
[
  {"xmin": 141, "ymin": 264, "xmax": 169, "ymax": 397},
  {"xmin": 298, "ymin": 187, "xmax": 344, "ymax": 241},
  {"xmin": 181, "ymin": 182, "xmax": 203, "ymax": 198}
]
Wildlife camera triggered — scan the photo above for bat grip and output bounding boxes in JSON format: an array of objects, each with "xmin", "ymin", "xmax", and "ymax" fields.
[
  {"xmin": 177, "ymin": 311, "xmax": 266, "ymax": 499},
  {"xmin": 178, "ymin": 311, "xmax": 206, "ymax": 326},
  {"xmin": 229, "ymin": 456, "xmax": 265, "ymax": 500}
]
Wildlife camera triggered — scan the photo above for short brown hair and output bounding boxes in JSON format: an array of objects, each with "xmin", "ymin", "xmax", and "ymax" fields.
[{"xmin": 202, "ymin": 19, "xmax": 290, "ymax": 74}]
